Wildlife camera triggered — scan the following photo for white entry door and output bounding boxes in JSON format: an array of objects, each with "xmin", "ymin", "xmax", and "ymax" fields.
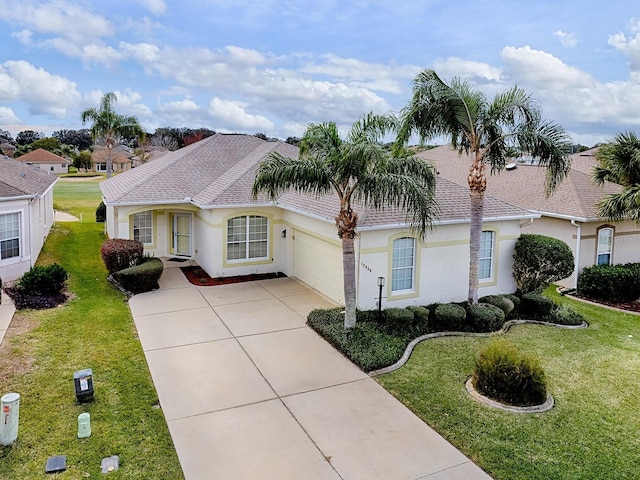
[{"xmin": 173, "ymin": 214, "xmax": 191, "ymax": 256}]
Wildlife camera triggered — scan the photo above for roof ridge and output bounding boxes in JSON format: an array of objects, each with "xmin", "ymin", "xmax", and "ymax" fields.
[
  {"xmin": 101, "ymin": 135, "xmax": 217, "ymax": 202},
  {"xmin": 195, "ymin": 140, "xmax": 280, "ymax": 204}
]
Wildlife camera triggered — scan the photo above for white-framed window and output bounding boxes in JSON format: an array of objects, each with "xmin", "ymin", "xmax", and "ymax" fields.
[
  {"xmin": 96, "ymin": 163, "xmax": 107, "ymax": 172},
  {"xmin": 0, "ymin": 212, "xmax": 20, "ymax": 260},
  {"xmin": 479, "ymin": 230, "xmax": 495, "ymax": 280},
  {"xmin": 391, "ymin": 237, "xmax": 415, "ymax": 292},
  {"xmin": 133, "ymin": 211, "xmax": 153, "ymax": 244},
  {"xmin": 227, "ymin": 215, "xmax": 268, "ymax": 261},
  {"xmin": 597, "ymin": 227, "xmax": 613, "ymax": 265}
]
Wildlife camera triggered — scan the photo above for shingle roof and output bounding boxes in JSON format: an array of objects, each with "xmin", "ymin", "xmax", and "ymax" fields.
[
  {"xmin": 416, "ymin": 146, "xmax": 621, "ymax": 220},
  {"xmin": 92, "ymin": 148, "xmax": 132, "ymax": 165},
  {"xmin": 101, "ymin": 134, "xmax": 298, "ymax": 205},
  {"xmin": 0, "ymin": 156, "xmax": 58, "ymax": 199},
  {"xmin": 17, "ymin": 148, "xmax": 68, "ymax": 165},
  {"xmin": 101, "ymin": 134, "xmax": 533, "ymax": 227}
]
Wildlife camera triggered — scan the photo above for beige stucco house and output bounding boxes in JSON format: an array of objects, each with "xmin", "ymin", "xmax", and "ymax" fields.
[
  {"xmin": 18, "ymin": 148, "xmax": 70, "ymax": 174},
  {"xmin": 100, "ymin": 134, "xmax": 537, "ymax": 309},
  {"xmin": 417, "ymin": 146, "xmax": 640, "ymax": 289},
  {"xmin": 0, "ymin": 156, "xmax": 57, "ymax": 281},
  {"xmin": 92, "ymin": 147, "xmax": 132, "ymax": 173}
]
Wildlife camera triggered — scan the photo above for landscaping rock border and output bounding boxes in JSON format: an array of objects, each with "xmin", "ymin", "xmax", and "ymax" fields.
[
  {"xmin": 465, "ymin": 377, "xmax": 554, "ymax": 413},
  {"xmin": 368, "ymin": 319, "xmax": 587, "ymax": 377}
]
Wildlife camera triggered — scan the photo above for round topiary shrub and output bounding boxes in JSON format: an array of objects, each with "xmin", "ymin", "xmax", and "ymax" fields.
[
  {"xmin": 512, "ymin": 234, "xmax": 574, "ymax": 294},
  {"xmin": 406, "ymin": 306, "xmax": 429, "ymax": 333},
  {"xmin": 520, "ymin": 293, "xmax": 554, "ymax": 318},
  {"xmin": 96, "ymin": 201, "xmax": 106, "ymax": 223},
  {"xmin": 433, "ymin": 303, "xmax": 467, "ymax": 331},
  {"xmin": 478, "ymin": 295, "xmax": 515, "ymax": 317},
  {"xmin": 383, "ymin": 307, "xmax": 416, "ymax": 334},
  {"xmin": 472, "ymin": 339, "xmax": 547, "ymax": 407},
  {"xmin": 467, "ymin": 303, "xmax": 505, "ymax": 332},
  {"xmin": 503, "ymin": 294, "xmax": 521, "ymax": 314},
  {"xmin": 549, "ymin": 304, "xmax": 585, "ymax": 326}
]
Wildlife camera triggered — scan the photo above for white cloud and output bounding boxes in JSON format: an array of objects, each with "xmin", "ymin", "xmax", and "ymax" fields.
[
  {"xmin": 554, "ymin": 30, "xmax": 577, "ymax": 48},
  {"xmin": 0, "ymin": 106, "xmax": 21, "ymax": 124},
  {"xmin": 608, "ymin": 18, "xmax": 640, "ymax": 82},
  {"xmin": 501, "ymin": 46, "xmax": 595, "ymax": 90},
  {"xmin": 208, "ymin": 97, "xmax": 274, "ymax": 131},
  {"xmin": 0, "ymin": 0, "xmax": 113, "ymax": 43},
  {"xmin": 11, "ymin": 29, "xmax": 33, "ymax": 45},
  {"xmin": 0, "ymin": 61, "xmax": 80, "ymax": 117},
  {"xmin": 137, "ymin": 0, "xmax": 167, "ymax": 15},
  {"xmin": 432, "ymin": 57, "xmax": 503, "ymax": 83}
]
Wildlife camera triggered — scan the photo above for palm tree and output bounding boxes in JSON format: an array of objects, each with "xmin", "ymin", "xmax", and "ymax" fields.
[
  {"xmin": 252, "ymin": 113, "xmax": 438, "ymax": 329},
  {"xmin": 81, "ymin": 92, "xmax": 143, "ymax": 178},
  {"xmin": 398, "ymin": 69, "xmax": 572, "ymax": 304},
  {"xmin": 593, "ymin": 131, "xmax": 640, "ymax": 223}
]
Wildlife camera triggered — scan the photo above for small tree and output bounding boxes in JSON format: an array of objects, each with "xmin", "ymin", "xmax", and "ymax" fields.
[
  {"xmin": 512, "ymin": 234, "xmax": 574, "ymax": 294},
  {"xmin": 74, "ymin": 150, "xmax": 93, "ymax": 171}
]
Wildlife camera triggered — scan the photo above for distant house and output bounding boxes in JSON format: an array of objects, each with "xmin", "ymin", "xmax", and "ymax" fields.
[
  {"xmin": 131, "ymin": 147, "xmax": 170, "ymax": 168},
  {"xmin": 0, "ymin": 156, "xmax": 57, "ymax": 281},
  {"xmin": 101, "ymin": 134, "xmax": 538, "ymax": 308},
  {"xmin": 417, "ymin": 146, "xmax": 640, "ymax": 289},
  {"xmin": 18, "ymin": 148, "xmax": 69, "ymax": 174},
  {"xmin": 92, "ymin": 147, "xmax": 132, "ymax": 173}
]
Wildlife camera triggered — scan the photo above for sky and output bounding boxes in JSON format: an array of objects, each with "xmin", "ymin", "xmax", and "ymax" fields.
[{"xmin": 0, "ymin": 0, "xmax": 639, "ymax": 146}]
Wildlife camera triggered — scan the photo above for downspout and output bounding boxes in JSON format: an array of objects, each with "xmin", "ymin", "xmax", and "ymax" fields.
[
  {"xmin": 356, "ymin": 234, "xmax": 362, "ymax": 308},
  {"xmin": 571, "ymin": 219, "xmax": 582, "ymax": 290}
]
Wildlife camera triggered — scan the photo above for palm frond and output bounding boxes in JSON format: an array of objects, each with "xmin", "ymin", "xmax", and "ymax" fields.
[
  {"xmin": 597, "ymin": 186, "xmax": 640, "ymax": 222},
  {"xmin": 252, "ymin": 152, "xmax": 333, "ymax": 200}
]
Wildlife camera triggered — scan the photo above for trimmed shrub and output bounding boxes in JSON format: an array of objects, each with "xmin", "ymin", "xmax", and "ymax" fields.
[
  {"xmin": 503, "ymin": 294, "xmax": 521, "ymax": 314},
  {"xmin": 100, "ymin": 238, "xmax": 144, "ymax": 274},
  {"xmin": 111, "ymin": 257, "xmax": 163, "ymax": 293},
  {"xmin": 433, "ymin": 303, "xmax": 467, "ymax": 331},
  {"xmin": 96, "ymin": 201, "xmax": 106, "ymax": 223},
  {"xmin": 520, "ymin": 293, "xmax": 555, "ymax": 318},
  {"xmin": 5, "ymin": 264, "xmax": 68, "ymax": 309},
  {"xmin": 406, "ymin": 306, "xmax": 429, "ymax": 332},
  {"xmin": 549, "ymin": 304, "xmax": 585, "ymax": 326},
  {"xmin": 577, "ymin": 263, "xmax": 640, "ymax": 302},
  {"xmin": 479, "ymin": 295, "xmax": 515, "ymax": 317},
  {"xmin": 513, "ymin": 234, "xmax": 574, "ymax": 294},
  {"xmin": 383, "ymin": 307, "xmax": 415, "ymax": 332},
  {"xmin": 307, "ymin": 308, "xmax": 409, "ymax": 371},
  {"xmin": 473, "ymin": 338, "xmax": 547, "ymax": 406},
  {"xmin": 467, "ymin": 303, "xmax": 505, "ymax": 332},
  {"xmin": 19, "ymin": 264, "xmax": 68, "ymax": 296}
]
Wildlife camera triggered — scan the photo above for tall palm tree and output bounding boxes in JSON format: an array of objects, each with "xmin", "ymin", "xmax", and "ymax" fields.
[
  {"xmin": 81, "ymin": 92, "xmax": 143, "ymax": 178},
  {"xmin": 593, "ymin": 131, "xmax": 640, "ymax": 223},
  {"xmin": 252, "ymin": 113, "xmax": 438, "ymax": 329},
  {"xmin": 398, "ymin": 69, "xmax": 572, "ymax": 304}
]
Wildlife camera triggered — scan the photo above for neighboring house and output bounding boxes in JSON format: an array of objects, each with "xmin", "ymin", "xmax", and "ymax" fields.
[
  {"xmin": 0, "ymin": 156, "xmax": 57, "ymax": 281},
  {"xmin": 92, "ymin": 147, "xmax": 132, "ymax": 173},
  {"xmin": 17, "ymin": 148, "xmax": 70, "ymax": 174},
  {"xmin": 101, "ymin": 134, "xmax": 537, "ymax": 308},
  {"xmin": 417, "ymin": 146, "xmax": 640, "ymax": 289},
  {"xmin": 131, "ymin": 147, "xmax": 170, "ymax": 168}
]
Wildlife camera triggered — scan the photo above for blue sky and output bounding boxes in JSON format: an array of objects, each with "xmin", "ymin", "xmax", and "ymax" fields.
[{"xmin": 0, "ymin": 0, "xmax": 639, "ymax": 146}]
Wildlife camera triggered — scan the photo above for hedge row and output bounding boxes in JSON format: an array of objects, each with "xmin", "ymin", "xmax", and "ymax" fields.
[
  {"xmin": 100, "ymin": 238, "xmax": 163, "ymax": 294},
  {"xmin": 578, "ymin": 262, "xmax": 640, "ymax": 302},
  {"xmin": 307, "ymin": 293, "xmax": 584, "ymax": 372}
]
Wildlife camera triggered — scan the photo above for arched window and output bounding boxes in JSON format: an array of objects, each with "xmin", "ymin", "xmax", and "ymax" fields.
[
  {"xmin": 597, "ymin": 227, "xmax": 613, "ymax": 265},
  {"xmin": 227, "ymin": 215, "xmax": 268, "ymax": 261},
  {"xmin": 391, "ymin": 237, "xmax": 415, "ymax": 292}
]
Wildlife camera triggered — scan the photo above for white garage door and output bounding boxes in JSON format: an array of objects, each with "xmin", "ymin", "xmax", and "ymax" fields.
[{"xmin": 294, "ymin": 230, "xmax": 344, "ymax": 304}]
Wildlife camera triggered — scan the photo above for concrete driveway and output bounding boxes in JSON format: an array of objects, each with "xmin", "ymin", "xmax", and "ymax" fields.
[{"xmin": 129, "ymin": 263, "xmax": 492, "ymax": 480}]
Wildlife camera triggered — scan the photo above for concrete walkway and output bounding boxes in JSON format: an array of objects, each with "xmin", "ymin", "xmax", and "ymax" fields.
[
  {"xmin": 0, "ymin": 290, "xmax": 16, "ymax": 345},
  {"xmin": 130, "ymin": 264, "xmax": 492, "ymax": 480}
]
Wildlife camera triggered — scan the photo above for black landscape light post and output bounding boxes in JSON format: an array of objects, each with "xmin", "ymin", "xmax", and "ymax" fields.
[{"xmin": 377, "ymin": 276, "xmax": 385, "ymax": 320}]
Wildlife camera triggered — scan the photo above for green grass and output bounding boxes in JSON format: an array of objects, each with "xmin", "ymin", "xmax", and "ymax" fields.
[
  {"xmin": 377, "ymin": 289, "xmax": 640, "ymax": 479},
  {"xmin": 0, "ymin": 182, "xmax": 183, "ymax": 479}
]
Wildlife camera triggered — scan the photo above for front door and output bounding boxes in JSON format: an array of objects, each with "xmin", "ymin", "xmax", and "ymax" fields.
[{"xmin": 173, "ymin": 214, "xmax": 191, "ymax": 256}]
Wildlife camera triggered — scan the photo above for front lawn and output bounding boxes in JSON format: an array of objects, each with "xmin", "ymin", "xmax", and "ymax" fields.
[
  {"xmin": 0, "ymin": 181, "xmax": 184, "ymax": 479},
  {"xmin": 376, "ymin": 290, "xmax": 640, "ymax": 479}
]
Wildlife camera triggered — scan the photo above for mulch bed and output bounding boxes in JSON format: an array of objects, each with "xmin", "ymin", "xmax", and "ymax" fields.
[
  {"xmin": 569, "ymin": 293, "xmax": 640, "ymax": 313},
  {"xmin": 180, "ymin": 266, "xmax": 286, "ymax": 286}
]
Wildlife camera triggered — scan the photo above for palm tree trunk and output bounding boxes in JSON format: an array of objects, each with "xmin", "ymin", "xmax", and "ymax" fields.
[
  {"xmin": 468, "ymin": 190, "xmax": 484, "ymax": 304},
  {"xmin": 341, "ymin": 236, "xmax": 357, "ymax": 329},
  {"xmin": 468, "ymin": 153, "xmax": 487, "ymax": 304}
]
